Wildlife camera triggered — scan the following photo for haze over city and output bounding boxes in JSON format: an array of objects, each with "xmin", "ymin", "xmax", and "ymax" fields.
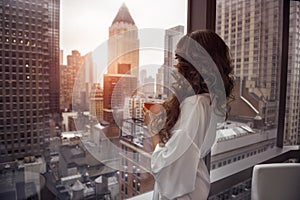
[
  {"xmin": 60, "ymin": 0, "xmax": 187, "ymax": 63},
  {"xmin": 0, "ymin": 0, "xmax": 300, "ymax": 199}
]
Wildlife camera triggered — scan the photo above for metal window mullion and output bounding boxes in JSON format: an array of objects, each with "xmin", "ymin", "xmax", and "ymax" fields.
[{"xmin": 277, "ymin": 0, "xmax": 290, "ymax": 148}]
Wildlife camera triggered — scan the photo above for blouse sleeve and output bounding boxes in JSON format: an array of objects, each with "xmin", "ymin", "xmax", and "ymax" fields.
[{"xmin": 151, "ymin": 95, "xmax": 211, "ymax": 199}]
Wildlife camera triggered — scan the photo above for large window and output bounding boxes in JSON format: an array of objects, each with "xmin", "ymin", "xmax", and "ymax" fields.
[
  {"xmin": 1, "ymin": 0, "xmax": 299, "ymax": 199},
  {"xmin": 0, "ymin": 0, "xmax": 187, "ymax": 200},
  {"xmin": 211, "ymin": 0, "xmax": 284, "ymax": 172},
  {"xmin": 61, "ymin": 1, "xmax": 187, "ymax": 199},
  {"xmin": 208, "ymin": 0, "xmax": 300, "ymax": 199}
]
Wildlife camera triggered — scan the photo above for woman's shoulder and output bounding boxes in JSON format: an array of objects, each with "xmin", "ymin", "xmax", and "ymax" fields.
[{"xmin": 181, "ymin": 93, "xmax": 211, "ymax": 107}]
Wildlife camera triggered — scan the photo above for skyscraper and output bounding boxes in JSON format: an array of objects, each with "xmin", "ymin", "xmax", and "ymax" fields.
[
  {"xmin": 216, "ymin": 0, "xmax": 300, "ymax": 144},
  {"xmin": 49, "ymin": 0, "xmax": 60, "ymax": 114},
  {"xmin": 160, "ymin": 25, "xmax": 184, "ymax": 97},
  {"xmin": 59, "ymin": 49, "xmax": 64, "ymax": 65},
  {"xmin": 107, "ymin": 3, "xmax": 139, "ymax": 79},
  {"xmin": 216, "ymin": 0, "xmax": 282, "ymax": 124},
  {"xmin": 286, "ymin": 1, "xmax": 300, "ymax": 145},
  {"xmin": 103, "ymin": 74, "xmax": 137, "ymax": 124},
  {"xmin": 103, "ymin": 3, "xmax": 140, "ymax": 135},
  {"xmin": 0, "ymin": 0, "xmax": 59, "ymax": 162},
  {"xmin": 89, "ymin": 84, "xmax": 103, "ymax": 122},
  {"xmin": 60, "ymin": 50, "xmax": 85, "ymax": 111}
]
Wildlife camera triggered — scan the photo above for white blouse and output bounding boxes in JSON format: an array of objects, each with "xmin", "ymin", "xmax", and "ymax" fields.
[{"xmin": 151, "ymin": 93, "xmax": 218, "ymax": 200}]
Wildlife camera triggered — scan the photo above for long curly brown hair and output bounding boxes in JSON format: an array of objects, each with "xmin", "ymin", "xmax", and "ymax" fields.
[{"xmin": 158, "ymin": 30, "xmax": 234, "ymax": 143}]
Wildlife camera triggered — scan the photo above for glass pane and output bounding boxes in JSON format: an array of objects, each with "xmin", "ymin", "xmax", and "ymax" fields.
[
  {"xmin": 0, "ymin": 0, "xmax": 187, "ymax": 199},
  {"xmin": 60, "ymin": 1, "xmax": 187, "ymax": 200},
  {"xmin": 211, "ymin": 0, "xmax": 285, "ymax": 198},
  {"xmin": 210, "ymin": 0, "xmax": 292, "ymax": 199}
]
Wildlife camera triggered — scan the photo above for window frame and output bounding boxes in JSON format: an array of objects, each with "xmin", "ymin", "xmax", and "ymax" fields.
[
  {"xmin": 188, "ymin": 0, "xmax": 293, "ymax": 171},
  {"xmin": 188, "ymin": 0, "xmax": 291, "ymax": 148}
]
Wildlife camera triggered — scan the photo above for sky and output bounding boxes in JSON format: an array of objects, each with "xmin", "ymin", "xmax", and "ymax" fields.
[{"xmin": 60, "ymin": 0, "xmax": 187, "ymax": 66}]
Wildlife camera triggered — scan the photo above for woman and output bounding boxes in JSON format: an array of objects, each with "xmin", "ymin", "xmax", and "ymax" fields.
[{"xmin": 143, "ymin": 30, "xmax": 234, "ymax": 200}]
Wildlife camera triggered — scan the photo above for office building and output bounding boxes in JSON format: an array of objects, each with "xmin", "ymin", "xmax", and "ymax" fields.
[
  {"xmin": 142, "ymin": 75, "xmax": 155, "ymax": 98},
  {"xmin": 119, "ymin": 120, "xmax": 155, "ymax": 199},
  {"xmin": 216, "ymin": 0, "xmax": 300, "ymax": 144},
  {"xmin": 85, "ymin": 52, "xmax": 98, "ymax": 111},
  {"xmin": 106, "ymin": 4, "xmax": 156, "ymax": 198},
  {"xmin": 60, "ymin": 49, "xmax": 64, "ymax": 65},
  {"xmin": 286, "ymin": 1, "xmax": 300, "ymax": 145},
  {"xmin": 89, "ymin": 83, "xmax": 104, "ymax": 123},
  {"xmin": 68, "ymin": 50, "xmax": 87, "ymax": 111},
  {"xmin": 211, "ymin": 120, "xmax": 276, "ymax": 171},
  {"xmin": 216, "ymin": 0, "xmax": 281, "ymax": 123},
  {"xmin": 59, "ymin": 50, "xmax": 85, "ymax": 111},
  {"xmin": 49, "ymin": 0, "xmax": 60, "ymax": 114},
  {"xmin": 156, "ymin": 66, "xmax": 164, "ymax": 98},
  {"xmin": 0, "ymin": 0, "xmax": 58, "ymax": 162},
  {"xmin": 43, "ymin": 140, "xmax": 118, "ymax": 200},
  {"xmin": 160, "ymin": 25, "xmax": 184, "ymax": 97},
  {"xmin": 107, "ymin": 3, "xmax": 139, "ymax": 79},
  {"xmin": 123, "ymin": 96, "xmax": 145, "ymax": 121},
  {"xmin": 140, "ymin": 69, "xmax": 147, "ymax": 86},
  {"xmin": 0, "ymin": 157, "xmax": 46, "ymax": 199},
  {"xmin": 103, "ymin": 74, "xmax": 137, "ymax": 133},
  {"xmin": 103, "ymin": 3, "xmax": 140, "ymax": 137}
]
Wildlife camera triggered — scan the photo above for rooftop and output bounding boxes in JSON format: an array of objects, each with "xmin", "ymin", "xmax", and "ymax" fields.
[
  {"xmin": 112, "ymin": 3, "xmax": 135, "ymax": 25},
  {"xmin": 216, "ymin": 121, "xmax": 256, "ymax": 141}
]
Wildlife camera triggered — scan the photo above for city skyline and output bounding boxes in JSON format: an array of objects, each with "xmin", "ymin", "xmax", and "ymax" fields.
[
  {"xmin": 60, "ymin": 0, "xmax": 187, "ymax": 64},
  {"xmin": 1, "ymin": 0, "xmax": 300, "ymax": 199}
]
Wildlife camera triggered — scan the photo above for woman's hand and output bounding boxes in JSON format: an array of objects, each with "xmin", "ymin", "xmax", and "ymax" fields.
[
  {"xmin": 142, "ymin": 104, "xmax": 162, "ymax": 125},
  {"xmin": 142, "ymin": 104, "xmax": 166, "ymax": 136},
  {"xmin": 142, "ymin": 106, "xmax": 152, "ymax": 126},
  {"xmin": 142, "ymin": 105, "xmax": 165, "ymax": 149}
]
